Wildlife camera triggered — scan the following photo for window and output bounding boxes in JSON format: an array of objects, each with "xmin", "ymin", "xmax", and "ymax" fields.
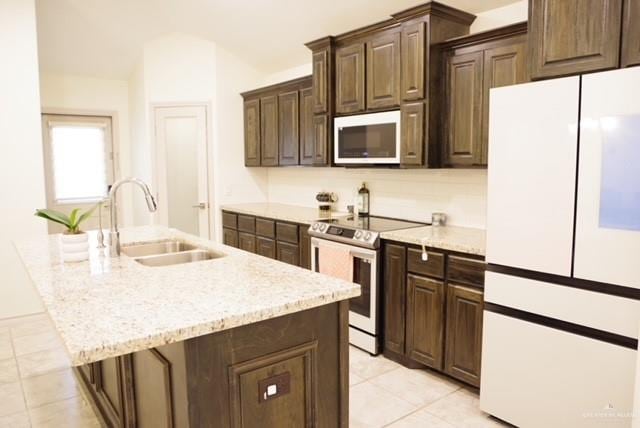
[{"xmin": 42, "ymin": 114, "xmax": 114, "ymax": 205}]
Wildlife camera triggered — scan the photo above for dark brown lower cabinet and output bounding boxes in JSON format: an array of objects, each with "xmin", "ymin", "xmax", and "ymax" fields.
[
  {"xmin": 256, "ymin": 237, "xmax": 276, "ymax": 259},
  {"xmin": 444, "ymin": 284, "xmax": 483, "ymax": 387},
  {"xmin": 76, "ymin": 303, "xmax": 349, "ymax": 428},
  {"xmin": 383, "ymin": 243, "xmax": 407, "ymax": 355},
  {"xmin": 223, "ymin": 228, "xmax": 238, "ymax": 248},
  {"xmin": 238, "ymin": 232, "xmax": 256, "ymax": 253},
  {"xmin": 405, "ymin": 274, "xmax": 444, "ymax": 369},
  {"xmin": 277, "ymin": 241, "xmax": 300, "ymax": 266},
  {"xmin": 299, "ymin": 227, "xmax": 311, "ymax": 269}
]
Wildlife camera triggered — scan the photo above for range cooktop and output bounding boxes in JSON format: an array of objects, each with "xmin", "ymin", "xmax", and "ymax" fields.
[{"xmin": 308, "ymin": 215, "xmax": 427, "ymax": 249}]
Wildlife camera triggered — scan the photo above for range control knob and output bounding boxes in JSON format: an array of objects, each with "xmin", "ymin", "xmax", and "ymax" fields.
[
  {"xmin": 320, "ymin": 223, "xmax": 328, "ymax": 232},
  {"xmin": 312, "ymin": 223, "xmax": 319, "ymax": 230},
  {"xmin": 364, "ymin": 232, "xmax": 372, "ymax": 241},
  {"xmin": 354, "ymin": 230, "xmax": 363, "ymax": 239}
]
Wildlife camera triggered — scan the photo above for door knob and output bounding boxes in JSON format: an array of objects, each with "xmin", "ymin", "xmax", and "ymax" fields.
[{"xmin": 192, "ymin": 202, "xmax": 207, "ymax": 209}]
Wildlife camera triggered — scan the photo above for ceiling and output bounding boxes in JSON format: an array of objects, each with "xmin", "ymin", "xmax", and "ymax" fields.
[{"xmin": 35, "ymin": 0, "xmax": 520, "ymax": 80}]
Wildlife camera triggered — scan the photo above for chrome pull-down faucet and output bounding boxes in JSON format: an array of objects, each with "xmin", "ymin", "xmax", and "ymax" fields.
[{"xmin": 108, "ymin": 177, "xmax": 157, "ymax": 256}]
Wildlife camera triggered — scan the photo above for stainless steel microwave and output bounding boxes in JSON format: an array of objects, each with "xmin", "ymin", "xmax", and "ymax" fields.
[{"xmin": 334, "ymin": 111, "xmax": 401, "ymax": 165}]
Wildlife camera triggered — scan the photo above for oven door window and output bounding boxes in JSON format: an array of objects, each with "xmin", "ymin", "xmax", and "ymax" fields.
[
  {"xmin": 350, "ymin": 256, "xmax": 371, "ymax": 317},
  {"xmin": 338, "ymin": 123, "xmax": 397, "ymax": 159}
]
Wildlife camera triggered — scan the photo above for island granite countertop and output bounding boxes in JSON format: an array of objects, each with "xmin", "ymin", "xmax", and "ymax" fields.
[
  {"xmin": 13, "ymin": 226, "xmax": 360, "ymax": 365},
  {"xmin": 380, "ymin": 225, "xmax": 486, "ymax": 256}
]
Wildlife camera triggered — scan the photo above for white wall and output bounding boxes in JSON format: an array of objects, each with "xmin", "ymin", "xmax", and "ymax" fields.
[
  {"xmin": 470, "ymin": 0, "xmax": 528, "ymax": 33},
  {"xmin": 39, "ymin": 72, "xmax": 134, "ymax": 225},
  {"xmin": 268, "ymin": 168, "xmax": 487, "ymax": 228},
  {"xmin": 0, "ymin": 0, "xmax": 46, "ymax": 318}
]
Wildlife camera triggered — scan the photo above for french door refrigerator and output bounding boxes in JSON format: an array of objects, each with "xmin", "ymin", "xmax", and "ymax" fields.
[{"xmin": 481, "ymin": 67, "xmax": 640, "ymax": 428}]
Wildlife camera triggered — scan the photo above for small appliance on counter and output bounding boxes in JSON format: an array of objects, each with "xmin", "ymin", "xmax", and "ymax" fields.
[{"xmin": 316, "ymin": 191, "xmax": 338, "ymax": 214}]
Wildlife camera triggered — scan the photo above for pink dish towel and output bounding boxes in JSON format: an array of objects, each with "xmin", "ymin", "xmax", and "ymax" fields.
[{"xmin": 318, "ymin": 242, "xmax": 353, "ymax": 282}]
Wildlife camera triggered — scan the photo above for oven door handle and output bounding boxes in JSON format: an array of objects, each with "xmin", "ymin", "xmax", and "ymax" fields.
[{"xmin": 349, "ymin": 249, "xmax": 376, "ymax": 260}]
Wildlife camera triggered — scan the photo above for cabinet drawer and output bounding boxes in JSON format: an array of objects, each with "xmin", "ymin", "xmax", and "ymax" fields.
[
  {"xmin": 222, "ymin": 212, "xmax": 238, "ymax": 229},
  {"xmin": 237, "ymin": 215, "xmax": 256, "ymax": 233},
  {"xmin": 448, "ymin": 256, "xmax": 485, "ymax": 288},
  {"xmin": 407, "ymin": 248, "xmax": 444, "ymax": 279},
  {"xmin": 256, "ymin": 218, "xmax": 276, "ymax": 238},
  {"xmin": 223, "ymin": 228, "xmax": 238, "ymax": 248},
  {"xmin": 238, "ymin": 232, "xmax": 256, "ymax": 253},
  {"xmin": 256, "ymin": 237, "xmax": 276, "ymax": 259},
  {"xmin": 277, "ymin": 241, "xmax": 300, "ymax": 266},
  {"xmin": 276, "ymin": 222, "xmax": 299, "ymax": 244}
]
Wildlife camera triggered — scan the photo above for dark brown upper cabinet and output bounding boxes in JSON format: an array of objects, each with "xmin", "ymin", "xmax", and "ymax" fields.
[
  {"xmin": 529, "ymin": 0, "xmax": 623, "ymax": 79},
  {"xmin": 243, "ymin": 99, "xmax": 260, "ymax": 166},
  {"xmin": 260, "ymin": 95, "xmax": 279, "ymax": 166},
  {"xmin": 400, "ymin": 102, "xmax": 424, "ymax": 166},
  {"xmin": 278, "ymin": 90, "xmax": 299, "ymax": 166},
  {"xmin": 622, "ymin": 0, "xmax": 640, "ymax": 67},
  {"xmin": 335, "ymin": 43, "xmax": 366, "ymax": 114},
  {"xmin": 299, "ymin": 87, "xmax": 315, "ymax": 165},
  {"xmin": 444, "ymin": 283, "xmax": 483, "ymax": 387},
  {"xmin": 401, "ymin": 21, "xmax": 427, "ymax": 101},
  {"xmin": 445, "ymin": 50, "xmax": 483, "ymax": 167},
  {"xmin": 312, "ymin": 49, "xmax": 330, "ymax": 113},
  {"xmin": 313, "ymin": 115, "xmax": 329, "ymax": 165},
  {"xmin": 367, "ymin": 32, "xmax": 401, "ymax": 110}
]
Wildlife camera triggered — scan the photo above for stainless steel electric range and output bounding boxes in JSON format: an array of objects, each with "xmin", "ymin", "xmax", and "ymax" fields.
[{"xmin": 308, "ymin": 215, "xmax": 426, "ymax": 354}]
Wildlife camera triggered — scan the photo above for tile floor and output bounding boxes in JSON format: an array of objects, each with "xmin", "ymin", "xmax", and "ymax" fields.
[{"xmin": 0, "ymin": 314, "xmax": 508, "ymax": 427}]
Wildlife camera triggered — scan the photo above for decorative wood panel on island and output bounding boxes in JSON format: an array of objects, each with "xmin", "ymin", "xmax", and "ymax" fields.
[{"xmin": 13, "ymin": 226, "xmax": 359, "ymax": 428}]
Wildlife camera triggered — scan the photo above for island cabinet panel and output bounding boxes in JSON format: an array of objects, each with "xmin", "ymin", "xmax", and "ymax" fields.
[
  {"xmin": 445, "ymin": 50, "xmax": 484, "ymax": 167},
  {"xmin": 94, "ymin": 358, "xmax": 125, "ymax": 427},
  {"xmin": 622, "ymin": 0, "xmax": 640, "ymax": 67},
  {"xmin": 383, "ymin": 243, "xmax": 407, "ymax": 355},
  {"xmin": 335, "ymin": 43, "xmax": 366, "ymax": 114},
  {"xmin": 366, "ymin": 32, "xmax": 401, "ymax": 110},
  {"xmin": 299, "ymin": 87, "xmax": 315, "ymax": 165},
  {"xmin": 312, "ymin": 49, "xmax": 329, "ymax": 114},
  {"xmin": 529, "ymin": 0, "xmax": 623, "ymax": 79},
  {"xmin": 239, "ymin": 232, "xmax": 257, "ymax": 253},
  {"xmin": 277, "ymin": 241, "xmax": 300, "ymax": 266},
  {"xmin": 405, "ymin": 274, "xmax": 444, "ymax": 369},
  {"xmin": 401, "ymin": 21, "xmax": 427, "ymax": 101},
  {"xmin": 223, "ymin": 228, "xmax": 238, "ymax": 248},
  {"xmin": 243, "ymin": 99, "xmax": 261, "ymax": 166},
  {"xmin": 256, "ymin": 236, "xmax": 276, "ymax": 259},
  {"xmin": 278, "ymin": 91, "xmax": 300, "ymax": 166},
  {"xmin": 260, "ymin": 95, "xmax": 279, "ymax": 166},
  {"xmin": 444, "ymin": 284, "xmax": 484, "ymax": 387}
]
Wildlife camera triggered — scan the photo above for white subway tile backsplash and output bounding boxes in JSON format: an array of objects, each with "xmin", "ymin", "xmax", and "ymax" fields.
[{"xmin": 266, "ymin": 168, "xmax": 487, "ymax": 228}]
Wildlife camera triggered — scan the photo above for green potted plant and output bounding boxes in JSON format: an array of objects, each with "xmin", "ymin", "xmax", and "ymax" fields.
[{"xmin": 35, "ymin": 205, "xmax": 98, "ymax": 262}]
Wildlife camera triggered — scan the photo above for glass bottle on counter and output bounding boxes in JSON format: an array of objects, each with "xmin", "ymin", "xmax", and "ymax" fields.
[{"xmin": 357, "ymin": 182, "xmax": 370, "ymax": 217}]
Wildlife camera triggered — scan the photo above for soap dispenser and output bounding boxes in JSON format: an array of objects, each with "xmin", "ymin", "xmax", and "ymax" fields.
[{"xmin": 357, "ymin": 182, "xmax": 370, "ymax": 217}]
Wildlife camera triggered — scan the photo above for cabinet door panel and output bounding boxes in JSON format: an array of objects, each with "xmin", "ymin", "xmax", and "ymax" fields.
[
  {"xmin": 312, "ymin": 50, "xmax": 329, "ymax": 113},
  {"xmin": 299, "ymin": 226, "xmax": 311, "ymax": 270},
  {"xmin": 278, "ymin": 91, "xmax": 299, "ymax": 166},
  {"xmin": 132, "ymin": 349, "xmax": 174, "ymax": 428},
  {"xmin": 256, "ymin": 237, "xmax": 276, "ymax": 259},
  {"xmin": 383, "ymin": 243, "xmax": 407, "ymax": 355},
  {"xmin": 223, "ymin": 228, "xmax": 238, "ymax": 248},
  {"xmin": 445, "ymin": 50, "xmax": 483, "ymax": 167},
  {"xmin": 95, "ymin": 358, "xmax": 124, "ymax": 426},
  {"xmin": 238, "ymin": 232, "xmax": 256, "ymax": 254},
  {"xmin": 406, "ymin": 274, "xmax": 444, "ymax": 369},
  {"xmin": 299, "ymin": 87, "xmax": 315, "ymax": 165},
  {"xmin": 400, "ymin": 102, "xmax": 424, "ymax": 166},
  {"xmin": 277, "ymin": 241, "xmax": 300, "ymax": 266},
  {"xmin": 243, "ymin": 99, "xmax": 261, "ymax": 166},
  {"xmin": 529, "ymin": 0, "xmax": 622, "ymax": 78},
  {"xmin": 482, "ymin": 36, "xmax": 528, "ymax": 164},
  {"xmin": 260, "ymin": 95, "xmax": 279, "ymax": 166},
  {"xmin": 445, "ymin": 284, "xmax": 483, "ymax": 387},
  {"xmin": 622, "ymin": 0, "xmax": 640, "ymax": 67},
  {"xmin": 312, "ymin": 114, "xmax": 328, "ymax": 165},
  {"xmin": 401, "ymin": 22, "xmax": 426, "ymax": 101},
  {"xmin": 367, "ymin": 32, "xmax": 401, "ymax": 109},
  {"xmin": 336, "ymin": 44, "xmax": 365, "ymax": 114}
]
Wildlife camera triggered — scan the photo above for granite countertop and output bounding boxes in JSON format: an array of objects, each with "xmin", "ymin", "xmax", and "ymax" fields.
[
  {"xmin": 380, "ymin": 225, "xmax": 486, "ymax": 256},
  {"xmin": 221, "ymin": 202, "xmax": 348, "ymax": 224},
  {"xmin": 13, "ymin": 226, "xmax": 360, "ymax": 365}
]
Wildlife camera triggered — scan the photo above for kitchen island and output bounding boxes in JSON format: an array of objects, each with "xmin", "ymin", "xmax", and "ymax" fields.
[{"xmin": 14, "ymin": 226, "xmax": 360, "ymax": 427}]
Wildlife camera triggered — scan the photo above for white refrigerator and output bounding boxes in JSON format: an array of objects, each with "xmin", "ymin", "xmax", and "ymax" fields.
[{"xmin": 481, "ymin": 67, "xmax": 640, "ymax": 428}]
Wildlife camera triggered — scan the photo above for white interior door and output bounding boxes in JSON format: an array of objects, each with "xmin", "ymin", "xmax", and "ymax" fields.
[
  {"xmin": 486, "ymin": 77, "xmax": 579, "ymax": 275},
  {"xmin": 574, "ymin": 67, "xmax": 640, "ymax": 289},
  {"xmin": 154, "ymin": 106, "xmax": 210, "ymax": 238}
]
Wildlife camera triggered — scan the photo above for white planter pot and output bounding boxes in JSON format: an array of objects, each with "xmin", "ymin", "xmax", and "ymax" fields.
[{"xmin": 60, "ymin": 232, "xmax": 89, "ymax": 262}]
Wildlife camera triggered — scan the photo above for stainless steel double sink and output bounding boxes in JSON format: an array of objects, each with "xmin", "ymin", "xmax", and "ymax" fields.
[{"xmin": 121, "ymin": 240, "xmax": 224, "ymax": 267}]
